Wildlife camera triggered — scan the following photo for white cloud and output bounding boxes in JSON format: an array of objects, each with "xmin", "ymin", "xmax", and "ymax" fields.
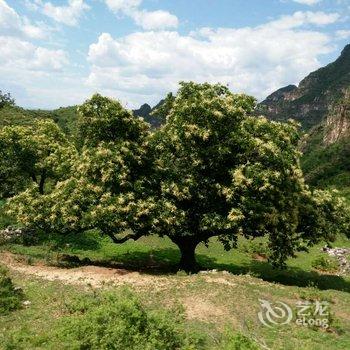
[
  {"xmin": 31, "ymin": 0, "xmax": 90, "ymax": 26},
  {"xmin": 1, "ymin": 66, "xmax": 90, "ymax": 109},
  {"xmin": 132, "ymin": 10, "xmax": 178, "ymax": 30},
  {"xmin": 292, "ymin": 0, "xmax": 321, "ymax": 5},
  {"xmin": 0, "ymin": 0, "xmax": 78, "ymax": 109},
  {"xmin": 105, "ymin": 0, "xmax": 179, "ymax": 30},
  {"xmin": 0, "ymin": 36, "xmax": 68, "ymax": 71},
  {"xmin": 86, "ymin": 11, "xmax": 339, "ymax": 107},
  {"xmin": 0, "ymin": 0, "xmax": 47, "ymax": 39},
  {"xmin": 105, "ymin": 0, "xmax": 141, "ymax": 13},
  {"xmin": 336, "ymin": 29, "xmax": 350, "ymax": 39},
  {"xmin": 0, "ymin": 1, "xmax": 68, "ymax": 73},
  {"xmin": 269, "ymin": 11, "xmax": 340, "ymax": 29},
  {"xmin": 0, "ymin": 35, "xmax": 73, "ymax": 108}
]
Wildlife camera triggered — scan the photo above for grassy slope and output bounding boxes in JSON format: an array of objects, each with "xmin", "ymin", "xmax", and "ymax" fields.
[{"xmin": 0, "ymin": 234, "xmax": 350, "ymax": 349}]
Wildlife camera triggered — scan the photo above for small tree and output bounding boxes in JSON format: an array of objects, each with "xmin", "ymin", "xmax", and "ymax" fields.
[
  {"xmin": 0, "ymin": 91, "xmax": 15, "ymax": 109},
  {"xmin": 0, "ymin": 120, "xmax": 77, "ymax": 197},
  {"xmin": 7, "ymin": 94, "xmax": 152, "ymax": 234},
  {"xmin": 7, "ymin": 86, "xmax": 350, "ymax": 271}
]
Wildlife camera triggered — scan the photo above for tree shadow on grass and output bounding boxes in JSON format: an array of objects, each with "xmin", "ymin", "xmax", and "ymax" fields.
[
  {"xmin": 20, "ymin": 231, "xmax": 350, "ymax": 293},
  {"xmin": 51, "ymin": 247, "xmax": 350, "ymax": 293},
  {"xmin": 28, "ymin": 230, "xmax": 102, "ymax": 251},
  {"xmin": 54, "ymin": 248, "xmax": 179, "ymax": 274},
  {"xmin": 199, "ymin": 257, "xmax": 350, "ymax": 293}
]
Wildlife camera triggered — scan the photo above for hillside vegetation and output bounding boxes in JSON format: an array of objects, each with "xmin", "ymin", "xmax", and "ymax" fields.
[
  {"xmin": 301, "ymin": 93, "xmax": 350, "ymax": 202},
  {"xmin": 0, "ymin": 104, "xmax": 78, "ymax": 136}
]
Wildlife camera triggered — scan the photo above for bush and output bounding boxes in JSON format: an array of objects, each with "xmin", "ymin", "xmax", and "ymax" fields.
[
  {"xmin": 220, "ymin": 331, "xmax": 260, "ymax": 350},
  {"xmin": 0, "ymin": 265, "xmax": 23, "ymax": 314},
  {"xmin": 239, "ymin": 238, "xmax": 270, "ymax": 259},
  {"xmin": 0, "ymin": 200, "xmax": 15, "ymax": 230},
  {"xmin": 51, "ymin": 289, "xmax": 202, "ymax": 350},
  {"xmin": 311, "ymin": 256, "xmax": 339, "ymax": 272}
]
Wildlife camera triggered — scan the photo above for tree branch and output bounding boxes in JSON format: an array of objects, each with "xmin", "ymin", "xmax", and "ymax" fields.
[{"xmin": 105, "ymin": 231, "xmax": 144, "ymax": 244}]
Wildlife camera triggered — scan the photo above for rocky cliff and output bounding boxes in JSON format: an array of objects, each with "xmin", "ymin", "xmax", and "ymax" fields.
[
  {"xmin": 323, "ymin": 93, "xmax": 350, "ymax": 145},
  {"xmin": 259, "ymin": 44, "xmax": 350, "ymax": 130},
  {"xmin": 300, "ymin": 92, "xmax": 350, "ymax": 193}
]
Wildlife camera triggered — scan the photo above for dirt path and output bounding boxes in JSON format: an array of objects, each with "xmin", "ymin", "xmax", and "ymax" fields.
[
  {"xmin": 0, "ymin": 252, "xmax": 266, "ymax": 323},
  {"xmin": 0, "ymin": 252, "xmax": 170, "ymax": 289},
  {"xmin": 0, "ymin": 251, "xmax": 267, "ymax": 289}
]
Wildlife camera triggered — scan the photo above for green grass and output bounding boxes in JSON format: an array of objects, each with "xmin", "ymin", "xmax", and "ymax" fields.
[
  {"xmin": 3, "ymin": 288, "xmax": 204, "ymax": 350},
  {"xmin": 0, "ymin": 265, "xmax": 23, "ymax": 314},
  {"xmin": 0, "ymin": 228, "xmax": 350, "ymax": 349},
  {"xmin": 0, "ymin": 258, "xmax": 349, "ymax": 349},
  {"xmin": 311, "ymin": 256, "xmax": 339, "ymax": 273}
]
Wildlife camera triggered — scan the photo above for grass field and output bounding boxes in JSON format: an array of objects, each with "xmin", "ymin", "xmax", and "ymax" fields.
[
  {"xmin": 1, "ymin": 270, "xmax": 350, "ymax": 350},
  {"xmin": 1, "ymin": 230, "xmax": 350, "ymax": 349}
]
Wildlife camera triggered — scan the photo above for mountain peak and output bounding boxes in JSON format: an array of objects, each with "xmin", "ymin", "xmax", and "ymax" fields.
[
  {"xmin": 340, "ymin": 44, "xmax": 350, "ymax": 57},
  {"xmin": 133, "ymin": 103, "xmax": 152, "ymax": 118},
  {"xmin": 259, "ymin": 44, "xmax": 350, "ymax": 129},
  {"xmin": 264, "ymin": 85, "xmax": 297, "ymax": 102}
]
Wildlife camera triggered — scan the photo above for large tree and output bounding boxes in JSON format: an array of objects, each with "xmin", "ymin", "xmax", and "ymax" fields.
[
  {"xmin": 7, "ymin": 85, "xmax": 350, "ymax": 271},
  {"xmin": 145, "ymin": 82, "xmax": 349, "ymax": 270}
]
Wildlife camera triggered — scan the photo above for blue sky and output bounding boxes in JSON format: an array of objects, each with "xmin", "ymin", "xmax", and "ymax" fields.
[{"xmin": 0, "ymin": 0, "xmax": 349, "ymax": 109}]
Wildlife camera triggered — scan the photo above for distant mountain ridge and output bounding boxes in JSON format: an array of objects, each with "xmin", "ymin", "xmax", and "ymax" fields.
[
  {"xmin": 133, "ymin": 100, "xmax": 164, "ymax": 128},
  {"xmin": 259, "ymin": 44, "xmax": 350, "ymax": 130}
]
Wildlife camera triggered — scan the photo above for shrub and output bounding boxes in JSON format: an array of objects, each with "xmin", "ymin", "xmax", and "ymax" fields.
[
  {"xmin": 311, "ymin": 256, "xmax": 339, "ymax": 272},
  {"xmin": 0, "ymin": 265, "xmax": 23, "ymax": 314},
  {"xmin": 220, "ymin": 331, "xmax": 260, "ymax": 350},
  {"xmin": 51, "ymin": 289, "xmax": 202, "ymax": 350},
  {"xmin": 239, "ymin": 238, "xmax": 270, "ymax": 259},
  {"xmin": 0, "ymin": 200, "xmax": 15, "ymax": 230}
]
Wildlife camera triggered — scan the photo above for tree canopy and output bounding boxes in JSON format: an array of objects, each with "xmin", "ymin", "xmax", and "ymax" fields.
[{"xmin": 5, "ymin": 84, "xmax": 350, "ymax": 271}]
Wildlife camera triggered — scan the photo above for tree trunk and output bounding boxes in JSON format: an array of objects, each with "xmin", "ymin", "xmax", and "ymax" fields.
[
  {"xmin": 39, "ymin": 170, "xmax": 46, "ymax": 195},
  {"xmin": 31, "ymin": 173, "xmax": 37, "ymax": 184},
  {"xmin": 173, "ymin": 238, "xmax": 199, "ymax": 272}
]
